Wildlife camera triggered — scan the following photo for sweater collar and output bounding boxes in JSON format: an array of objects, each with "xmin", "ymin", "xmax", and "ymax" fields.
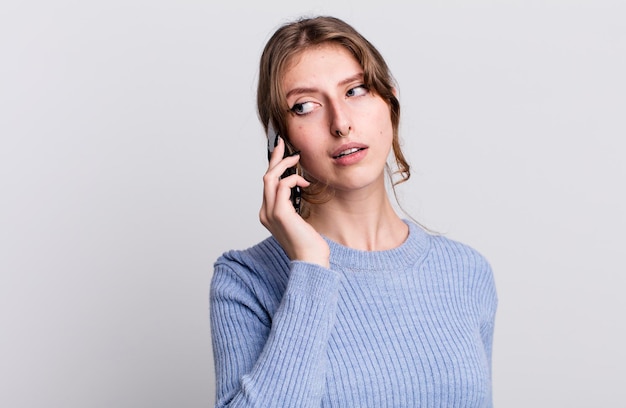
[{"xmin": 324, "ymin": 220, "xmax": 430, "ymax": 271}]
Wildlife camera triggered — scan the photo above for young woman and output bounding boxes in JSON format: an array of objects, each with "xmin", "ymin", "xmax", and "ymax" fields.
[{"xmin": 211, "ymin": 16, "xmax": 497, "ymax": 408}]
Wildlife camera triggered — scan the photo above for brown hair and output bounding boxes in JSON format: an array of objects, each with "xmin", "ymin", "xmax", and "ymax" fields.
[{"xmin": 257, "ymin": 16, "xmax": 410, "ymax": 213}]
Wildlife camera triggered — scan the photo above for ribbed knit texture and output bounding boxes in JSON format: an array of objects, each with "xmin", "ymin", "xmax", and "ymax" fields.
[{"xmin": 210, "ymin": 221, "xmax": 497, "ymax": 407}]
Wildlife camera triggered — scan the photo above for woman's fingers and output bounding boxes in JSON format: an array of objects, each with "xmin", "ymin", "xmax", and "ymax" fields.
[
  {"xmin": 267, "ymin": 136, "xmax": 286, "ymax": 167},
  {"xmin": 272, "ymin": 174, "xmax": 308, "ymax": 213},
  {"xmin": 261, "ymin": 136, "xmax": 306, "ymax": 225},
  {"xmin": 261, "ymin": 173, "xmax": 308, "ymax": 223},
  {"xmin": 262, "ymin": 157, "xmax": 300, "ymax": 212},
  {"xmin": 263, "ymin": 139, "xmax": 301, "ymax": 208}
]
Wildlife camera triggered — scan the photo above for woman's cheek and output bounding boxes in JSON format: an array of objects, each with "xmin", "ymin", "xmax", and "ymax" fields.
[{"xmin": 299, "ymin": 156, "xmax": 324, "ymax": 182}]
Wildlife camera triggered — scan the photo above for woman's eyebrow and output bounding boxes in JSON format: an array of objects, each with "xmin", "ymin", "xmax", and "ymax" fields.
[
  {"xmin": 285, "ymin": 72, "xmax": 365, "ymax": 100},
  {"xmin": 338, "ymin": 73, "xmax": 364, "ymax": 87},
  {"xmin": 285, "ymin": 86, "xmax": 317, "ymax": 100}
]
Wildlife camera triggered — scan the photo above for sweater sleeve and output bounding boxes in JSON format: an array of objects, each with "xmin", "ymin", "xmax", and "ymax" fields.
[
  {"xmin": 479, "ymin": 262, "xmax": 497, "ymax": 368},
  {"xmin": 477, "ymin": 259, "xmax": 498, "ymax": 408},
  {"xmin": 210, "ymin": 259, "xmax": 341, "ymax": 408}
]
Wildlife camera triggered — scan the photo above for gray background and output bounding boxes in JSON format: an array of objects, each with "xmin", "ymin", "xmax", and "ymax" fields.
[{"xmin": 1, "ymin": 1, "xmax": 625, "ymax": 407}]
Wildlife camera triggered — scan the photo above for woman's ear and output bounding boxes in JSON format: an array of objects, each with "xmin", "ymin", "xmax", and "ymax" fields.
[{"xmin": 392, "ymin": 87, "xmax": 399, "ymax": 98}]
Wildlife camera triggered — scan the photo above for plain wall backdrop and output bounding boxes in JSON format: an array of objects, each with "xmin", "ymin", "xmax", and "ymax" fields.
[{"xmin": 1, "ymin": 1, "xmax": 624, "ymax": 407}]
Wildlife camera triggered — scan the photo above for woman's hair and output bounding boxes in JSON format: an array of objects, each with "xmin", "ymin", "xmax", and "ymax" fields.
[{"xmin": 257, "ymin": 16, "xmax": 410, "ymax": 213}]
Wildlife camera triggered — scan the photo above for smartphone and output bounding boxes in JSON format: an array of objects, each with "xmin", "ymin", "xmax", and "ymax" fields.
[{"xmin": 267, "ymin": 121, "xmax": 301, "ymax": 214}]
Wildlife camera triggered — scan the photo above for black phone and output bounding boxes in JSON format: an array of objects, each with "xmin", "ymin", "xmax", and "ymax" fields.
[{"xmin": 267, "ymin": 122, "xmax": 302, "ymax": 214}]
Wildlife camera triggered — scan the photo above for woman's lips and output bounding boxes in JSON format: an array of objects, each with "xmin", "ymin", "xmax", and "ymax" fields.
[{"xmin": 331, "ymin": 143, "xmax": 368, "ymax": 165}]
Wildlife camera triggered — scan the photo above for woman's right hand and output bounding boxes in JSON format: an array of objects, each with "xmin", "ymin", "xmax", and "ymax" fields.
[{"xmin": 259, "ymin": 137, "xmax": 330, "ymax": 268}]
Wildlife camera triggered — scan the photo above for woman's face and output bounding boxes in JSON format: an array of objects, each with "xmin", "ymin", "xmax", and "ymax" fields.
[{"xmin": 282, "ymin": 43, "xmax": 394, "ymax": 195}]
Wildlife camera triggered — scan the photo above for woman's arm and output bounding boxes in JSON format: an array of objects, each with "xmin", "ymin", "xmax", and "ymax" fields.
[
  {"xmin": 210, "ymin": 259, "xmax": 340, "ymax": 408},
  {"xmin": 211, "ymin": 132, "xmax": 338, "ymax": 407}
]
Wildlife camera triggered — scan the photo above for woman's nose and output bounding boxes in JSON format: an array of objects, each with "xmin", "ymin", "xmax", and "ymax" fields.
[{"xmin": 329, "ymin": 101, "xmax": 352, "ymax": 138}]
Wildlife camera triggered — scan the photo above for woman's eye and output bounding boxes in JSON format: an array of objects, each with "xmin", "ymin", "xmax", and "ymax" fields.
[
  {"xmin": 290, "ymin": 101, "xmax": 316, "ymax": 115},
  {"xmin": 346, "ymin": 85, "xmax": 368, "ymax": 97}
]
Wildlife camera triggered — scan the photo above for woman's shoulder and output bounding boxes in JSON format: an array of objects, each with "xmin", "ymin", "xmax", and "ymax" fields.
[
  {"xmin": 215, "ymin": 236, "xmax": 278, "ymax": 267},
  {"xmin": 425, "ymin": 231, "xmax": 493, "ymax": 274},
  {"xmin": 212, "ymin": 236, "xmax": 290, "ymax": 289},
  {"xmin": 426, "ymin": 233, "xmax": 497, "ymax": 301}
]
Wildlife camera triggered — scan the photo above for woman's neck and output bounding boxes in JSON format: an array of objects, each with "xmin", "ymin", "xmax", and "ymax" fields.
[{"xmin": 306, "ymin": 188, "xmax": 408, "ymax": 252}]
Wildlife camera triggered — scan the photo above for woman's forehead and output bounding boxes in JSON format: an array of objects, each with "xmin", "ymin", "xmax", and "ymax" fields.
[
  {"xmin": 283, "ymin": 42, "xmax": 359, "ymax": 75},
  {"xmin": 282, "ymin": 44, "xmax": 361, "ymax": 86}
]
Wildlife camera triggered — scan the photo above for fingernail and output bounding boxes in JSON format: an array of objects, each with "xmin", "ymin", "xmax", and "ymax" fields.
[{"xmin": 288, "ymin": 150, "xmax": 301, "ymax": 157}]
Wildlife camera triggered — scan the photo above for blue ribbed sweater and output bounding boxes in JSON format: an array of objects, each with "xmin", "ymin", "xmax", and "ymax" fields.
[{"xmin": 210, "ymin": 221, "xmax": 497, "ymax": 407}]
